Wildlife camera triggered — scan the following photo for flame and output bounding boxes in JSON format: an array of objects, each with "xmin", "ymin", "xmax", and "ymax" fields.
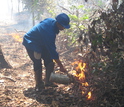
[
  {"xmin": 87, "ymin": 91, "xmax": 92, "ymax": 100},
  {"xmin": 71, "ymin": 60, "xmax": 92, "ymax": 100},
  {"xmin": 82, "ymin": 82, "xmax": 89, "ymax": 86},
  {"xmin": 8, "ymin": 33, "xmax": 23, "ymax": 43},
  {"xmin": 72, "ymin": 60, "xmax": 86, "ymax": 81}
]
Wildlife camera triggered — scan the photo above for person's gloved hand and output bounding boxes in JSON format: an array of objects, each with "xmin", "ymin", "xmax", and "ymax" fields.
[{"xmin": 53, "ymin": 59, "xmax": 68, "ymax": 73}]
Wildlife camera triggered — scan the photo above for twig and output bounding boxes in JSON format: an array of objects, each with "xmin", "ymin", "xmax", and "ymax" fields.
[
  {"xmin": 2, "ymin": 76, "xmax": 16, "ymax": 82},
  {"xmin": 58, "ymin": 4, "xmax": 72, "ymax": 14},
  {"xmin": 14, "ymin": 29, "xmax": 26, "ymax": 33}
]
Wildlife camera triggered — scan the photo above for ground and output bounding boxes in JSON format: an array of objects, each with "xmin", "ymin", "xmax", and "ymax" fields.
[{"xmin": 0, "ymin": 23, "xmax": 79, "ymax": 107}]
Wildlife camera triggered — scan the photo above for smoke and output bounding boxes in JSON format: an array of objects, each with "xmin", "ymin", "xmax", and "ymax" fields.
[{"xmin": 0, "ymin": 0, "xmax": 32, "ymax": 34}]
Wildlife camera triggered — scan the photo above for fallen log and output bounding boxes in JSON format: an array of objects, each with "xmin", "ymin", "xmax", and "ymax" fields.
[{"xmin": 50, "ymin": 72, "xmax": 74, "ymax": 84}]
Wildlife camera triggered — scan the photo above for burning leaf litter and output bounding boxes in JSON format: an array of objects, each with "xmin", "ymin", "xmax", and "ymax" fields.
[
  {"xmin": 70, "ymin": 60, "xmax": 92, "ymax": 100},
  {"xmin": 0, "ymin": 32, "xmax": 94, "ymax": 106},
  {"xmin": 8, "ymin": 33, "xmax": 23, "ymax": 43}
]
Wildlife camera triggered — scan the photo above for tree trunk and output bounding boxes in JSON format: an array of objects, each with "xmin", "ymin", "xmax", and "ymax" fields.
[{"xmin": 0, "ymin": 45, "xmax": 12, "ymax": 69}]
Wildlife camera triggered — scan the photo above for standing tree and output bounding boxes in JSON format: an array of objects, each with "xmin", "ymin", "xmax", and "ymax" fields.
[{"xmin": 21, "ymin": 0, "xmax": 54, "ymax": 26}]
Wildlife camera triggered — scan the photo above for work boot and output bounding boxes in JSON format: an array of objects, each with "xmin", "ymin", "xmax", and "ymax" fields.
[
  {"xmin": 45, "ymin": 62, "xmax": 58, "ymax": 87},
  {"xmin": 34, "ymin": 70, "xmax": 45, "ymax": 92}
]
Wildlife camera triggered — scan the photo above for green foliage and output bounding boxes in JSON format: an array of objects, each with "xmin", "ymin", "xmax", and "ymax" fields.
[
  {"xmin": 22, "ymin": 0, "xmax": 55, "ymax": 24},
  {"xmin": 48, "ymin": 8, "xmax": 56, "ymax": 17},
  {"xmin": 97, "ymin": 0, "xmax": 104, "ymax": 7},
  {"xmin": 63, "ymin": 5, "xmax": 90, "ymax": 47},
  {"xmin": 69, "ymin": 15, "xmax": 78, "ymax": 21}
]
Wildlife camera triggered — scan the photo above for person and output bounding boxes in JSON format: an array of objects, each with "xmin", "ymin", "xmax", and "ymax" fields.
[{"xmin": 22, "ymin": 13, "xmax": 70, "ymax": 91}]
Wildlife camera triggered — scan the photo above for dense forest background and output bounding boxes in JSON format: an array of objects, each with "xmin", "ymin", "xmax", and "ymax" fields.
[{"xmin": 0, "ymin": 0, "xmax": 124, "ymax": 107}]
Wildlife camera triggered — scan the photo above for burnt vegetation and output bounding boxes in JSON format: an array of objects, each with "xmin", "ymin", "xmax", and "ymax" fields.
[{"xmin": 77, "ymin": 1, "xmax": 124, "ymax": 107}]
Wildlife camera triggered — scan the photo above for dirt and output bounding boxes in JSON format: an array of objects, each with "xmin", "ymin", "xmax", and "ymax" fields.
[{"xmin": 0, "ymin": 24, "xmax": 78, "ymax": 107}]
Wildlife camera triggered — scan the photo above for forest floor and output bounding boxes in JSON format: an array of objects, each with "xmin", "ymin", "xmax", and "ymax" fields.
[
  {"xmin": 1, "ymin": 19, "xmax": 124, "ymax": 107},
  {"xmin": 0, "ymin": 23, "xmax": 81, "ymax": 107}
]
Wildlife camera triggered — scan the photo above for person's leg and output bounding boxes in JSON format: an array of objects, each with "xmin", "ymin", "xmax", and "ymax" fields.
[
  {"xmin": 41, "ymin": 47, "xmax": 57, "ymax": 87},
  {"xmin": 25, "ymin": 48, "xmax": 44, "ymax": 91}
]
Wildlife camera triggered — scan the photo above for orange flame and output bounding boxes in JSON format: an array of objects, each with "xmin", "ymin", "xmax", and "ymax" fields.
[
  {"xmin": 71, "ymin": 60, "xmax": 92, "ymax": 100},
  {"xmin": 82, "ymin": 82, "xmax": 89, "ymax": 86},
  {"xmin": 87, "ymin": 91, "xmax": 92, "ymax": 100},
  {"xmin": 8, "ymin": 33, "xmax": 23, "ymax": 43},
  {"xmin": 72, "ymin": 61, "xmax": 86, "ymax": 81}
]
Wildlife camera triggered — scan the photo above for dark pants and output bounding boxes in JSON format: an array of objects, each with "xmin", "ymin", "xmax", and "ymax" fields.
[{"xmin": 25, "ymin": 47, "xmax": 53, "ymax": 72}]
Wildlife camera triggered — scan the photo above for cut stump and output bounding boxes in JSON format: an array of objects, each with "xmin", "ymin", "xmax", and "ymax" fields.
[{"xmin": 0, "ymin": 45, "xmax": 12, "ymax": 69}]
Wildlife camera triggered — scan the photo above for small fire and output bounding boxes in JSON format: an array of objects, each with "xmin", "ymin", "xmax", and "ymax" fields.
[
  {"xmin": 8, "ymin": 33, "xmax": 23, "ymax": 43},
  {"xmin": 71, "ymin": 60, "xmax": 92, "ymax": 100},
  {"xmin": 82, "ymin": 82, "xmax": 89, "ymax": 86},
  {"xmin": 87, "ymin": 91, "xmax": 92, "ymax": 100}
]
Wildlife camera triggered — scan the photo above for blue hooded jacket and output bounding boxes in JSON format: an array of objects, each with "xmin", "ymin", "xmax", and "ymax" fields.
[{"xmin": 22, "ymin": 18, "xmax": 59, "ymax": 59}]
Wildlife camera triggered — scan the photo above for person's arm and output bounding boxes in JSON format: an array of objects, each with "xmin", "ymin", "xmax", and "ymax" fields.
[{"xmin": 54, "ymin": 59, "xmax": 67, "ymax": 73}]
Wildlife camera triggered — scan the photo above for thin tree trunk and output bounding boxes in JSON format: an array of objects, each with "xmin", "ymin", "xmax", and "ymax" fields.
[{"xmin": 32, "ymin": 12, "xmax": 35, "ymax": 26}]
